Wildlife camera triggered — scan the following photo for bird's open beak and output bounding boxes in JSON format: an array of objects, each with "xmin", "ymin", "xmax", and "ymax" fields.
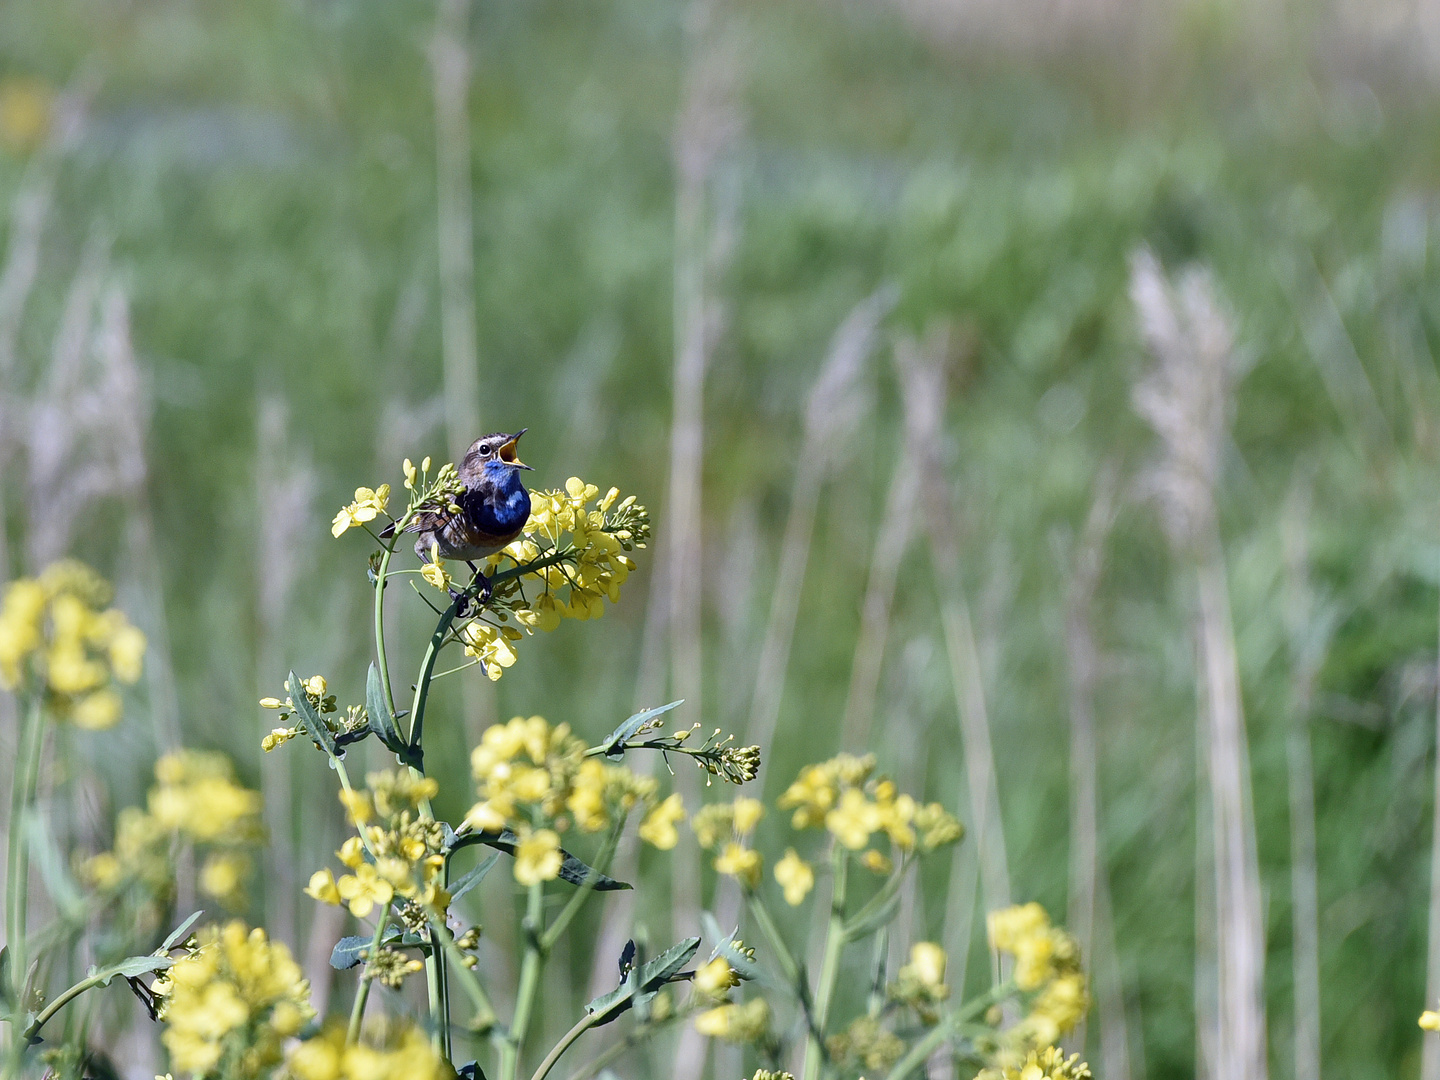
[{"xmin": 499, "ymin": 430, "xmax": 533, "ymax": 470}]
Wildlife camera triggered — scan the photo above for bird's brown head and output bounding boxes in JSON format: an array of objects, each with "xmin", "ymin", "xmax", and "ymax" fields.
[{"xmin": 461, "ymin": 430, "xmax": 532, "ymax": 478}]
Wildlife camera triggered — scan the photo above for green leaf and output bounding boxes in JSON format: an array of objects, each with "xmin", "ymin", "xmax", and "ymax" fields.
[
  {"xmin": 584, "ymin": 936, "xmax": 700, "ymax": 1026},
  {"xmin": 447, "ymin": 828, "xmax": 631, "ymax": 891},
  {"xmin": 449, "ymin": 852, "xmax": 500, "ymax": 904},
  {"xmin": 161, "ymin": 911, "xmax": 205, "ymax": 952},
  {"xmin": 366, "ymin": 663, "xmax": 419, "ymax": 768},
  {"xmin": 96, "ymin": 955, "xmax": 176, "ymax": 985},
  {"xmin": 598, "ymin": 700, "xmax": 684, "ymax": 759},
  {"xmin": 287, "ymin": 671, "xmax": 339, "ymax": 757}
]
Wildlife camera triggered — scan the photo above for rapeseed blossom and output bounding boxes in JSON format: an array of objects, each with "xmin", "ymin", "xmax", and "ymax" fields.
[
  {"xmin": 827, "ymin": 1015, "xmax": 906, "ymax": 1072},
  {"xmin": 638, "ymin": 792, "xmax": 685, "ymax": 849},
  {"xmin": 155, "ymin": 921, "xmax": 312, "ymax": 1076},
  {"xmin": 892, "ymin": 942, "xmax": 950, "ymax": 1018},
  {"xmin": 0, "ymin": 560, "xmax": 145, "ymax": 727},
  {"xmin": 287, "ymin": 1022, "xmax": 446, "ymax": 1080},
  {"xmin": 773, "ymin": 849, "xmax": 814, "ymax": 906},
  {"xmin": 465, "ymin": 715, "xmax": 661, "ymax": 868},
  {"xmin": 693, "ymin": 997, "xmax": 770, "ymax": 1043},
  {"xmin": 776, "ymin": 753, "xmax": 962, "ymax": 855},
  {"xmin": 331, "ymin": 485, "xmax": 391, "ymax": 537},
  {"xmin": 976, "ymin": 1046, "xmax": 1092, "ymax": 1080},
  {"xmin": 987, "ymin": 903, "xmax": 1088, "ymax": 1054},
  {"xmin": 306, "ymin": 769, "xmax": 450, "ymax": 925},
  {"xmin": 84, "ymin": 752, "xmax": 261, "ymax": 907}
]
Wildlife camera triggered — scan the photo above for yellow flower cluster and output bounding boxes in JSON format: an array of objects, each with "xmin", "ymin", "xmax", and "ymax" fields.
[
  {"xmin": 826, "ymin": 1015, "xmax": 906, "ymax": 1072},
  {"xmin": 778, "ymin": 754, "xmax": 962, "ymax": 856},
  {"xmin": 155, "ymin": 922, "xmax": 312, "ymax": 1077},
  {"xmin": 306, "ymin": 770, "xmax": 448, "ymax": 923},
  {"xmin": 287, "ymin": 1022, "xmax": 447, "ymax": 1080},
  {"xmin": 693, "ymin": 997, "xmax": 770, "ymax": 1044},
  {"xmin": 987, "ymin": 903, "xmax": 1088, "ymax": 1050},
  {"xmin": 892, "ymin": 941, "xmax": 950, "ymax": 1015},
  {"xmin": 691, "ymin": 796, "xmax": 765, "ymax": 887},
  {"xmin": 773, "ymin": 849, "xmax": 814, "ymax": 906},
  {"xmin": 1423, "ymin": 1009, "xmax": 1440, "ymax": 1031},
  {"xmin": 454, "ymin": 479, "xmax": 650, "ymax": 680},
  {"xmin": 976, "ymin": 1046, "xmax": 1092, "ymax": 1080},
  {"xmin": 0, "ymin": 561, "xmax": 145, "ymax": 727},
  {"xmin": 331, "ymin": 485, "xmax": 391, "ymax": 537},
  {"xmin": 84, "ymin": 752, "xmax": 262, "ymax": 908},
  {"xmin": 464, "ymin": 716, "xmax": 662, "ymax": 883}
]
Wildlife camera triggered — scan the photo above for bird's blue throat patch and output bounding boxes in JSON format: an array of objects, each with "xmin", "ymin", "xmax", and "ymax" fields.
[{"xmin": 474, "ymin": 461, "xmax": 532, "ymax": 533}]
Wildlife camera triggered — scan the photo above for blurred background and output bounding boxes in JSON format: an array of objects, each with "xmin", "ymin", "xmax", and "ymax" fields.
[{"xmin": 2, "ymin": 0, "xmax": 1440, "ymax": 1076}]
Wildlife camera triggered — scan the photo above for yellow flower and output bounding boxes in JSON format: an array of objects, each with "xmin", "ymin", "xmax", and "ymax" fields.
[
  {"xmin": 977, "ymin": 1046, "xmax": 1091, "ymax": 1080},
  {"xmin": 336, "ymin": 863, "xmax": 393, "ymax": 918},
  {"xmin": 199, "ymin": 853, "xmax": 250, "ymax": 906},
  {"xmin": 465, "ymin": 799, "xmax": 509, "ymax": 833},
  {"xmin": 305, "ymin": 869, "xmax": 342, "ymax": 905},
  {"xmin": 690, "ymin": 803, "xmax": 734, "ymax": 850},
  {"xmin": 693, "ymin": 997, "xmax": 769, "ymax": 1043},
  {"xmin": 773, "ymin": 849, "xmax": 814, "ymax": 906},
  {"xmin": 262, "ymin": 726, "xmax": 300, "ymax": 752},
  {"xmin": 639, "ymin": 793, "xmax": 685, "ymax": 850},
  {"xmin": 331, "ymin": 485, "xmax": 391, "ymax": 537},
  {"xmin": 714, "ymin": 842, "xmax": 762, "ymax": 889},
  {"xmin": 289, "ymin": 1021, "xmax": 446, "ymax": 1080},
  {"xmin": 693, "ymin": 957, "xmax": 740, "ymax": 1000},
  {"xmin": 421, "ymin": 541, "xmax": 450, "ymax": 590},
  {"xmin": 731, "ymin": 797, "xmax": 764, "ymax": 835},
  {"xmin": 513, "ymin": 828, "xmax": 563, "ymax": 886},
  {"xmin": 71, "ymin": 689, "xmax": 122, "ymax": 730},
  {"xmin": 906, "ymin": 942, "xmax": 947, "ymax": 990},
  {"xmin": 338, "ymin": 789, "xmax": 375, "ymax": 826},
  {"xmin": 159, "ymin": 922, "xmax": 312, "ymax": 1074},
  {"xmin": 825, "ymin": 788, "xmax": 881, "ymax": 850},
  {"xmin": 861, "ymin": 849, "xmax": 893, "ymax": 875},
  {"xmin": 1424, "ymin": 1011, "xmax": 1440, "ymax": 1032},
  {"xmin": 337, "ymin": 836, "xmax": 366, "ymax": 869}
]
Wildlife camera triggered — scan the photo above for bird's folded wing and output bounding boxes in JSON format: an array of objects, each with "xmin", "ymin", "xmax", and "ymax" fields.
[{"xmin": 380, "ymin": 511, "xmax": 452, "ymax": 539}]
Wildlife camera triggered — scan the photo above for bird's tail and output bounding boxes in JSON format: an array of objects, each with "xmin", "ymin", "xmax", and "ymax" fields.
[{"xmin": 379, "ymin": 521, "xmax": 397, "ymax": 539}]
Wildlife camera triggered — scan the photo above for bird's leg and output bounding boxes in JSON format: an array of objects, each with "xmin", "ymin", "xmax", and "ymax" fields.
[{"xmin": 466, "ymin": 561, "xmax": 494, "ymax": 605}]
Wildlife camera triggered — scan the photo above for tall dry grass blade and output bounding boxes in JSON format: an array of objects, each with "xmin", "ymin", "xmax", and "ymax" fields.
[
  {"xmin": 431, "ymin": 0, "xmax": 480, "ymax": 461},
  {"xmin": 1060, "ymin": 462, "xmax": 1125, "ymax": 1070},
  {"xmin": 1280, "ymin": 473, "xmax": 1330, "ymax": 1080},
  {"xmin": 668, "ymin": 5, "xmax": 741, "ymax": 1073},
  {"xmin": 1131, "ymin": 247, "xmax": 1267, "ymax": 1080},
  {"xmin": 255, "ymin": 395, "xmax": 317, "ymax": 947},
  {"xmin": 745, "ymin": 288, "xmax": 895, "ymax": 754},
  {"xmin": 1428, "ymin": 577, "xmax": 1440, "ymax": 1080},
  {"xmin": 895, "ymin": 331, "xmax": 1012, "ymax": 923}
]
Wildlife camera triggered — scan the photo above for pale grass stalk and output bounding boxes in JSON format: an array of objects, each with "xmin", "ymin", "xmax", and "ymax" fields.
[
  {"xmin": 1427, "ymin": 574, "xmax": 1440, "ymax": 1080},
  {"xmin": 1093, "ymin": 866, "xmax": 1141, "ymax": 1080},
  {"xmin": 431, "ymin": 0, "xmax": 496, "ymax": 755},
  {"xmin": 303, "ymin": 899, "xmax": 348, "ymax": 1020},
  {"xmin": 746, "ymin": 287, "xmax": 895, "ymax": 754},
  {"xmin": 895, "ymin": 332, "xmax": 1011, "ymax": 920},
  {"xmin": 1281, "ymin": 474, "xmax": 1329, "ymax": 1080},
  {"xmin": 665, "ymin": 10, "xmax": 742, "ymax": 1074},
  {"xmin": 1058, "ymin": 463, "xmax": 1133, "ymax": 1075},
  {"xmin": 255, "ymin": 395, "xmax": 316, "ymax": 948},
  {"xmin": 838, "ymin": 461, "xmax": 919, "ymax": 751},
  {"xmin": 1131, "ymin": 248, "xmax": 1267, "ymax": 1080}
]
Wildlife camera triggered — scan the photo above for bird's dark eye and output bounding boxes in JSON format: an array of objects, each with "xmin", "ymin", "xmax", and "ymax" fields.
[{"xmin": 478, "ymin": 444, "xmax": 491, "ymax": 455}]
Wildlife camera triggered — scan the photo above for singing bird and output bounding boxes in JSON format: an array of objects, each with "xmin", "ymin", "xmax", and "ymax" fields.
[{"xmin": 382, "ymin": 430, "xmax": 533, "ymax": 604}]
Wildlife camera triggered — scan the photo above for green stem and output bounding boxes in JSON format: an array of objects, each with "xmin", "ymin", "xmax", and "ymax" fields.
[
  {"xmin": 879, "ymin": 984, "xmax": 1011, "ymax": 1080},
  {"xmin": 539, "ymin": 820, "xmax": 622, "ymax": 953},
  {"xmin": 562, "ymin": 1013, "xmax": 680, "ymax": 1080},
  {"xmin": 501, "ymin": 883, "xmax": 546, "ymax": 1080},
  {"xmin": 20, "ymin": 966, "xmax": 106, "ymax": 1046},
  {"xmin": 7, "ymin": 695, "xmax": 43, "ymax": 1019},
  {"xmin": 802, "ymin": 844, "xmax": 849, "ymax": 1080},
  {"xmin": 425, "ymin": 905, "xmax": 497, "ymax": 1033},
  {"xmin": 347, "ymin": 911, "xmax": 391, "ymax": 1045},
  {"xmin": 743, "ymin": 891, "xmax": 801, "ymax": 985},
  {"xmin": 373, "ymin": 523, "xmax": 405, "ymax": 718},
  {"xmin": 529, "ymin": 1013, "xmax": 598, "ymax": 1080}
]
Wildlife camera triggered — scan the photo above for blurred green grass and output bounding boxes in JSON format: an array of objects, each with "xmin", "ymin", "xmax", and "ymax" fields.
[{"xmin": 5, "ymin": 0, "xmax": 1440, "ymax": 1076}]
